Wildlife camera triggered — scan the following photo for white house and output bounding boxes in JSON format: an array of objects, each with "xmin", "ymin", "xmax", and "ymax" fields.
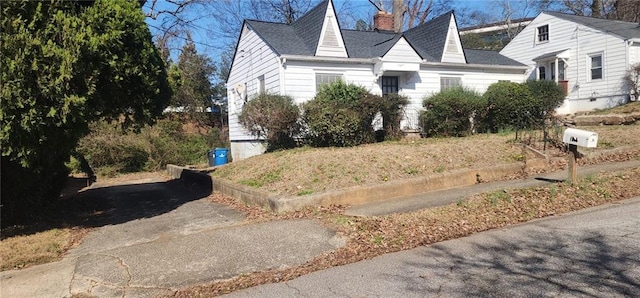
[
  {"xmin": 500, "ymin": 11, "xmax": 640, "ymax": 115},
  {"xmin": 226, "ymin": 0, "xmax": 527, "ymax": 161}
]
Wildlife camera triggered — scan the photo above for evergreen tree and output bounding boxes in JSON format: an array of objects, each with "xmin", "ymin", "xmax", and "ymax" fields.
[
  {"xmin": 170, "ymin": 34, "xmax": 217, "ymax": 123},
  {"xmin": 1, "ymin": 0, "xmax": 171, "ymax": 225}
]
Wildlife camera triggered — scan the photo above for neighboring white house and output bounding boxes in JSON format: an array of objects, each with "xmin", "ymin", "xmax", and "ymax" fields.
[
  {"xmin": 226, "ymin": 0, "xmax": 527, "ymax": 161},
  {"xmin": 459, "ymin": 18, "xmax": 533, "ymax": 36},
  {"xmin": 500, "ymin": 11, "xmax": 640, "ymax": 115}
]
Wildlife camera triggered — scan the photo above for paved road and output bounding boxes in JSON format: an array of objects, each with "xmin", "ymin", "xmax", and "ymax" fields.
[
  {"xmin": 229, "ymin": 197, "xmax": 640, "ymax": 297},
  {"xmin": 2, "ymin": 161, "xmax": 639, "ymax": 297},
  {"xmin": 0, "ymin": 175, "xmax": 344, "ymax": 298}
]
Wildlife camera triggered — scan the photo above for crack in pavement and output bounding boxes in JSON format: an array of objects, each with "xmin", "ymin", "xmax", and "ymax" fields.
[
  {"xmin": 284, "ymin": 281, "xmax": 304, "ymax": 297},
  {"xmin": 69, "ymin": 258, "xmax": 80, "ymax": 296},
  {"xmin": 71, "ymin": 252, "xmax": 132, "ymax": 297},
  {"xmin": 96, "ymin": 252, "xmax": 133, "ymax": 288}
]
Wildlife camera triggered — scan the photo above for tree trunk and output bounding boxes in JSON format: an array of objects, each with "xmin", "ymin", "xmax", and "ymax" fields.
[
  {"xmin": 591, "ymin": 0, "xmax": 603, "ymax": 17},
  {"xmin": 392, "ymin": 0, "xmax": 404, "ymax": 32}
]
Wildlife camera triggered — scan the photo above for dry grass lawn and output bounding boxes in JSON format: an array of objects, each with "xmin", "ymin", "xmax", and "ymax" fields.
[
  {"xmin": 212, "ymin": 124, "xmax": 640, "ymax": 196},
  {"xmin": 590, "ymin": 101, "xmax": 640, "ymax": 114},
  {"xmin": 1, "ymin": 228, "xmax": 73, "ymax": 271}
]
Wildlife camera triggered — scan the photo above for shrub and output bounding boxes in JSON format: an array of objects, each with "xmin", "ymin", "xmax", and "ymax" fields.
[
  {"xmin": 477, "ymin": 81, "xmax": 534, "ymax": 134},
  {"xmin": 78, "ymin": 119, "xmax": 227, "ymax": 175},
  {"xmin": 380, "ymin": 94, "xmax": 410, "ymax": 140},
  {"xmin": 303, "ymin": 81, "xmax": 383, "ymax": 147},
  {"xmin": 524, "ymin": 80, "xmax": 566, "ymax": 120},
  {"xmin": 624, "ymin": 62, "xmax": 640, "ymax": 100},
  {"xmin": 420, "ymin": 87, "xmax": 483, "ymax": 137},
  {"xmin": 238, "ymin": 93, "xmax": 300, "ymax": 151},
  {"xmin": 78, "ymin": 122, "xmax": 150, "ymax": 176}
]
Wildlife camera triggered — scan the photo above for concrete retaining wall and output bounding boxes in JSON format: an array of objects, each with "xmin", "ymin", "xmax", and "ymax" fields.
[
  {"xmin": 195, "ymin": 162, "xmax": 537, "ymax": 213},
  {"xmin": 270, "ymin": 163, "xmax": 525, "ymax": 212},
  {"xmin": 169, "ymin": 145, "xmax": 638, "ymax": 213},
  {"xmin": 166, "ymin": 164, "xmax": 213, "ymax": 192}
]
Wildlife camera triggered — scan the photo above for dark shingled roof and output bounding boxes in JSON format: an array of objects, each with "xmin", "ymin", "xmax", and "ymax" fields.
[
  {"xmin": 246, "ymin": 20, "xmax": 311, "ymax": 55},
  {"xmin": 341, "ymin": 29, "xmax": 401, "ymax": 58},
  {"xmin": 291, "ymin": 0, "xmax": 329, "ymax": 54},
  {"xmin": 545, "ymin": 11, "xmax": 640, "ymax": 39},
  {"xmin": 464, "ymin": 49, "xmax": 526, "ymax": 66},
  {"xmin": 403, "ymin": 11, "xmax": 454, "ymax": 62},
  {"xmin": 242, "ymin": 1, "xmax": 524, "ymax": 67}
]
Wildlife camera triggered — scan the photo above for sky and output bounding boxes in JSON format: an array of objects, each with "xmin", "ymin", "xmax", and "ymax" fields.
[{"xmin": 144, "ymin": 0, "xmax": 540, "ymax": 64}]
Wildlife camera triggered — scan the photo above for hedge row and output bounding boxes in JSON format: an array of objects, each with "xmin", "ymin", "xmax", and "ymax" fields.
[
  {"xmin": 421, "ymin": 80, "xmax": 565, "ymax": 137},
  {"xmin": 239, "ymin": 81, "xmax": 409, "ymax": 150}
]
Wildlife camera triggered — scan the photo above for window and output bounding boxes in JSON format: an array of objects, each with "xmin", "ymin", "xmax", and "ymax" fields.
[
  {"xmin": 315, "ymin": 73, "xmax": 343, "ymax": 91},
  {"xmin": 537, "ymin": 25, "xmax": 549, "ymax": 43},
  {"xmin": 558, "ymin": 60, "xmax": 566, "ymax": 80},
  {"xmin": 538, "ymin": 66, "xmax": 546, "ymax": 80},
  {"xmin": 257, "ymin": 75, "xmax": 265, "ymax": 93},
  {"xmin": 381, "ymin": 76, "xmax": 399, "ymax": 94},
  {"xmin": 440, "ymin": 76, "xmax": 462, "ymax": 90},
  {"xmin": 590, "ymin": 54, "xmax": 602, "ymax": 80},
  {"xmin": 551, "ymin": 62, "xmax": 556, "ymax": 80}
]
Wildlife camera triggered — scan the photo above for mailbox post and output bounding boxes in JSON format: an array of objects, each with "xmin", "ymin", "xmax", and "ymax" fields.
[{"xmin": 562, "ymin": 128, "xmax": 598, "ymax": 183}]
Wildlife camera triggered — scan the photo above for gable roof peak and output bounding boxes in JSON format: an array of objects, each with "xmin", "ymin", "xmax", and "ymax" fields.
[
  {"xmin": 542, "ymin": 10, "xmax": 640, "ymax": 39},
  {"xmin": 404, "ymin": 10, "xmax": 454, "ymax": 34},
  {"xmin": 292, "ymin": 0, "xmax": 329, "ymax": 26},
  {"xmin": 402, "ymin": 10, "xmax": 459, "ymax": 61},
  {"xmin": 289, "ymin": 0, "xmax": 331, "ymax": 54}
]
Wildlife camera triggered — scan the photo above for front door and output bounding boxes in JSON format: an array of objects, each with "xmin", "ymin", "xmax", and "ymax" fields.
[{"xmin": 381, "ymin": 76, "xmax": 399, "ymax": 95}]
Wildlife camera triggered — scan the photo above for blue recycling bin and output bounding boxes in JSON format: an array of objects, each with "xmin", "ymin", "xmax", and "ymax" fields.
[{"xmin": 213, "ymin": 148, "xmax": 229, "ymax": 166}]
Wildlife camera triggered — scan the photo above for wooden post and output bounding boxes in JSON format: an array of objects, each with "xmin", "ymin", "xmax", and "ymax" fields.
[{"xmin": 568, "ymin": 144, "xmax": 578, "ymax": 183}]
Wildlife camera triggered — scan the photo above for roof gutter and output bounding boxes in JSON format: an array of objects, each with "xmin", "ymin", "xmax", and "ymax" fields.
[
  {"xmin": 280, "ymin": 55, "xmax": 529, "ymax": 71},
  {"xmin": 421, "ymin": 61, "xmax": 529, "ymax": 72},
  {"xmin": 280, "ymin": 54, "xmax": 376, "ymax": 64}
]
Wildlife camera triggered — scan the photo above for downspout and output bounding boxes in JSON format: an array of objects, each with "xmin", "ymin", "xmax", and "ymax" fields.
[
  {"xmin": 279, "ymin": 57, "xmax": 287, "ymax": 96},
  {"xmin": 626, "ymin": 39, "xmax": 631, "ymax": 101},
  {"xmin": 575, "ymin": 26, "xmax": 580, "ymax": 104},
  {"xmin": 554, "ymin": 58, "xmax": 559, "ymax": 83},
  {"xmin": 625, "ymin": 39, "xmax": 630, "ymax": 71}
]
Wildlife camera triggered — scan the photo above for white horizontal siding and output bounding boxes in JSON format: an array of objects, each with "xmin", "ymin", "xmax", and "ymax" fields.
[
  {"xmin": 441, "ymin": 17, "xmax": 466, "ymax": 63},
  {"xmin": 282, "ymin": 61, "xmax": 377, "ymax": 104},
  {"xmin": 283, "ymin": 60, "xmax": 524, "ymax": 130},
  {"xmin": 382, "ymin": 38, "xmax": 422, "ymax": 63},
  {"xmin": 630, "ymin": 44, "xmax": 640, "ymax": 65},
  {"xmin": 501, "ymin": 12, "xmax": 630, "ymax": 113},
  {"xmin": 315, "ymin": 1, "xmax": 348, "ymax": 58},
  {"xmin": 400, "ymin": 66, "xmax": 525, "ymax": 129},
  {"xmin": 227, "ymin": 24, "xmax": 281, "ymax": 143}
]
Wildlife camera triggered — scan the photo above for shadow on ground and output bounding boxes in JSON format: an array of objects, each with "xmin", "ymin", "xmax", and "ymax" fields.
[
  {"xmin": 397, "ymin": 227, "xmax": 640, "ymax": 296},
  {"xmin": 3, "ymin": 172, "xmax": 212, "ymax": 238}
]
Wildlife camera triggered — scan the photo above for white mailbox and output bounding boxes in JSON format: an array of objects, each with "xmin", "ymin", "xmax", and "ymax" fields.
[{"xmin": 563, "ymin": 128, "xmax": 598, "ymax": 148}]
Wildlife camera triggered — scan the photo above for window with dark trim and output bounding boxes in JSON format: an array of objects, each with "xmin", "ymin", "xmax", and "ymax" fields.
[
  {"xmin": 539, "ymin": 66, "xmax": 546, "ymax": 80},
  {"xmin": 590, "ymin": 55, "xmax": 602, "ymax": 80},
  {"xmin": 537, "ymin": 25, "xmax": 549, "ymax": 42},
  {"xmin": 381, "ymin": 76, "xmax": 399, "ymax": 94}
]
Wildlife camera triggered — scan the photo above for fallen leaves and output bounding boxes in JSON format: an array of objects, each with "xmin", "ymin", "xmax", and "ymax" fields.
[{"xmin": 177, "ymin": 163, "xmax": 640, "ymax": 297}]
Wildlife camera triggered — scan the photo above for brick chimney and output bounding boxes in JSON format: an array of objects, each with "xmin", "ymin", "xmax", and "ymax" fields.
[{"xmin": 374, "ymin": 11, "xmax": 394, "ymax": 31}]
